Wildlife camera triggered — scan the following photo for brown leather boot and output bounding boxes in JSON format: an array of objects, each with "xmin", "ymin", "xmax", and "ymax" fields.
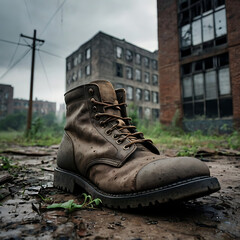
[{"xmin": 54, "ymin": 80, "xmax": 220, "ymax": 208}]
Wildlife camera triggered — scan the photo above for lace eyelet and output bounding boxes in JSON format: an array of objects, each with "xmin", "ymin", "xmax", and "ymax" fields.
[
  {"xmin": 123, "ymin": 145, "xmax": 130, "ymax": 150},
  {"xmin": 113, "ymin": 134, "xmax": 119, "ymax": 139},
  {"xmin": 88, "ymin": 88, "xmax": 94, "ymax": 95},
  {"xmin": 100, "ymin": 121, "xmax": 106, "ymax": 128},
  {"xmin": 90, "ymin": 98, "xmax": 96, "ymax": 103},
  {"xmin": 93, "ymin": 106, "xmax": 97, "ymax": 112},
  {"xmin": 116, "ymin": 139, "xmax": 123, "ymax": 145},
  {"xmin": 95, "ymin": 114, "xmax": 100, "ymax": 120},
  {"xmin": 105, "ymin": 129, "xmax": 112, "ymax": 135}
]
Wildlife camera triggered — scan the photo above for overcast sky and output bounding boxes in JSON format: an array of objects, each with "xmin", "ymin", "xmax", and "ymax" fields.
[{"xmin": 0, "ymin": 0, "xmax": 158, "ymax": 109}]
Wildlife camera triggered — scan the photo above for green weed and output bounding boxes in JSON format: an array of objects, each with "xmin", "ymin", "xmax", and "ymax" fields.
[{"xmin": 47, "ymin": 194, "xmax": 102, "ymax": 212}]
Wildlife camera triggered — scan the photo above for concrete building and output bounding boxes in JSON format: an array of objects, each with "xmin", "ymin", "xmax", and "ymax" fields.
[
  {"xmin": 157, "ymin": 0, "xmax": 240, "ymax": 130},
  {"xmin": 0, "ymin": 84, "xmax": 14, "ymax": 119},
  {"xmin": 66, "ymin": 31, "xmax": 160, "ymax": 120},
  {"xmin": 13, "ymin": 98, "xmax": 56, "ymax": 115}
]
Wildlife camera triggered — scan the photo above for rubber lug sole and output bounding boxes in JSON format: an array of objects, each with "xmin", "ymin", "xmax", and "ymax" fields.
[{"xmin": 53, "ymin": 167, "xmax": 221, "ymax": 209}]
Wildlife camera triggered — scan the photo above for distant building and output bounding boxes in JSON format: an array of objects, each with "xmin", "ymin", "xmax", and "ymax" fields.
[
  {"xmin": 66, "ymin": 31, "xmax": 160, "ymax": 120},
  {"xmin": 157, "ymin": 0, "xmax": 240, "ymax": 130},
  {"xmin": 0, "ymin": 84, "xmax": 13, "ymax": 119},
  {"xmin": 13, "ymin": 98, "xmax": 56, "ymax": 115}
]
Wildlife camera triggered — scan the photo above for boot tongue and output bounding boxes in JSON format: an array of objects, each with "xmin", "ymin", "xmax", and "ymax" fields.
[
  {"xmin": 92, "ymin": 80, "xmax": 120, "ymax": 116},
  {"xmin": 92, "ymin": 80, "xmax": 118, "ymax": 105}
]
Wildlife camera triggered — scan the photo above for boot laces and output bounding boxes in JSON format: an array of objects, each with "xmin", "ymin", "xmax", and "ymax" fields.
[{"xmin": 91, "ymin": 98, "xmax": 153, "ymax": 149}]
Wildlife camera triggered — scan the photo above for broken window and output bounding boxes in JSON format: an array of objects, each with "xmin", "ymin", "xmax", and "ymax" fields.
[
  {"xmin": 85, "ymin": 65, "xmax": 91, "ymax": 76},
  {"xmin": 144, "ymin": 72, "xmax": 150, "ymax": 84},
  {"xmin": 144, "ymin": 90, "xmax": 150, "ymax": 102},
  {"xmin": 219, "ymin": 68, "xmax": 230, "ymax": 95},
  {"xmin": 136, "ymin": 88, "xmax": 142, "ymax": 101},
  {"xmin": 215, "ymin": 9, "xmax": 227, "ymax": 37},
  {"xmin": 206, "ymin": 100, "xmax": 218, "ymax": 118},
  {"xmin": 181, "ymin": 24, "xmax": 191, "ymax": 47},
  {"xmin": 126, "ymin": 86, "xmax": 133, "ymax": 100},
  {"xmin": 205, "ymin": 71, "xmax": 217, "ymax": 99},
  {"xmin": 126, "ymin": 67, "xmax": 133, "ymax": 80},
  {"xmin": 183, "ymin": 76, "xmax": 192, "ymax": 101},
  {"xmin": 136, "ymin": 53, "xmax": 141, "ymax": 64},
  {"xmin": 220, "ymin": 98, "xmax": 233, "ymax": 117},
  {"xmin": 85, "ymin": 48, "xmax": 91, "ymax": 60},
  {"xmin": 152, "ymin": 60, "xmax": 158, "ymax": 70},
  {"xmin": 116, "ymin": 46, "xmax": 123, "ymax": 58},
  {"xmin": 143, "ymin": 57, "xmax": 150, "ymax": 68},
  {"xmin": 152, "ymin": 92, "xmax": 159, "ymax": 104},
  {"xmin": 126, "ymin": 50, "xmax": 133, "ymax": 62},
  {"xmin": 204, "ymin": 57, "xmax": 214, "ymax": 69},
  {"xmin": 194, "ymin": 73, "xmax": 204, "ymax": 100},
  {"xmin": 152, "ymin": 74, "xmax": 158, "ymax": 85},
  {"xmin": 135, "ymin": 69, "xmax": 141, "ymax": 81},
  {"xmin": 116, "ymin": 63, "xmax": 123, "ymax": 77},
  {"xmin": 179, "ymin": 0, "xmax": 227, "ymax": 57},
  {"xmin": 144, "ymin": 107, "xmax": 151, "ymax": 119},
  {"xmin": 203, "ymin": 14, "xmax": 214, "ymax": 42}
]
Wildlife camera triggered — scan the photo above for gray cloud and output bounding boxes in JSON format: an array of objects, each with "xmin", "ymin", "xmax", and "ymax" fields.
[{"xmin": 0, "ymin": 0, "xmax": 158, "ymax": 106}]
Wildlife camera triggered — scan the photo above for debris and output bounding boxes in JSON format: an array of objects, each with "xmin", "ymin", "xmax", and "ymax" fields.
[{"xmin": 0, "ymin": 173, "xmax": 13, "ymax": 185}]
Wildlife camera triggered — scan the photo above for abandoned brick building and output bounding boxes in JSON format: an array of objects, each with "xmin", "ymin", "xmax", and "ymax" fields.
[
  {"xmin": 0, "ymin": 83, "xmax": 56, "ymax": 117},
  {"xmin": 66, "ymin": 31, "xmax": 160, "ymax": 120},
  {"xmin": 157, "ymin": 0, "xmax": 240, "ymax": 130}
]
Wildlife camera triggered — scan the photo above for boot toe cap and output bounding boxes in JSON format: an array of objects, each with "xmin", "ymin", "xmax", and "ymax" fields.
[{"xmin": 136, "ymin": 157, "xmax": 210, "ymax": 191}]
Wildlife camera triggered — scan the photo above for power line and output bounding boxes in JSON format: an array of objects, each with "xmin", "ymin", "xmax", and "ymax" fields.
[
  {"xmin": 40, "ymin": 0, "xmax": 67, "ymax": 36},
  {"xmin": 0, "ymin": 48, "xmax": 31, "ymax": 80},
  {"xmin": 37, "ymin": 51, "xmax": 52, "ymax": 93},
  {"xmin": 24, "ymin": 0, "xmax": 33, "ymax": 25},
  {"xmin": 0, "ymin": 38, "xmax": 29, "ymax": 47},
  {"xmin": 37, "ymin": 48, "xmax": 64, "ymax": 59},
  {"xmin": 7, "ymin": 36, "xmax": 21, "ymax": 68}
]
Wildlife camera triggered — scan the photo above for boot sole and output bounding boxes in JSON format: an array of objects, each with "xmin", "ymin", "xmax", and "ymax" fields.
[{"xmin": 54, "ymin": 167, "xmax": 220, "ymax": 209}]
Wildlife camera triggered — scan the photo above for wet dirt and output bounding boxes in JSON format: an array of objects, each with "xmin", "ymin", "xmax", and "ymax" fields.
[{"xmin": 0, "ymin": 145, "xmax": 239, "ymax": 240}]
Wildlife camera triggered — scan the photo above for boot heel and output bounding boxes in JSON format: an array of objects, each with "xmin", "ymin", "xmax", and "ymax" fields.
[{"xmin": 54, "ymin": 168, "xmax": 75, "ymax": 193}]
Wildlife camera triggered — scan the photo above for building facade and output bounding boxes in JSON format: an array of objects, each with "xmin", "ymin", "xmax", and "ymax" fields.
[
  {"xmin": 66, "ymin": 31, "xmax": 160, "ymax": 120},
  {"xmin": 157, "ymin": 0, "xmax": 240, "ymax": 130},
  {"xmin": 13, "ymin": 98, "xmax": 56, "ymax": 115},
  {"xmin": 0, "ymin": 84, "xmax": 14, "ymax": 119}
]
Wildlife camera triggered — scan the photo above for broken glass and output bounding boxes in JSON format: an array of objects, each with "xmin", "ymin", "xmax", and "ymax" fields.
[
  {"xmin": 215, "ymin": 9, "xmax": 227, "ymax": 37},
  {"xmin": 144, "ymin": 90, "xmax": 150, "ymax": 101},
  {"xmin": 144, "ymin": 72, "xmax": 150, "ymax": 84},
  {"xmin": 203, "ymin": 14, "xmax": 214, "ymax": 42},
  {"xmin": 181, "ymin": 24, "xmax": 191, "ymax": 47}
]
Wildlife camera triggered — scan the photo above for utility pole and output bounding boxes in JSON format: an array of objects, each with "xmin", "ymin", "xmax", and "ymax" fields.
[{"xmin": 20, "ymin": 30, "xmax": 44, "ymax": 132}]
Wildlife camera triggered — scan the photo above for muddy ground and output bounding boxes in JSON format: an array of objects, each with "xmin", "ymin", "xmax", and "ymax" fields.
[{"xmin": 0, "ymin": 145, "xmax": 239, "ymax": 240}]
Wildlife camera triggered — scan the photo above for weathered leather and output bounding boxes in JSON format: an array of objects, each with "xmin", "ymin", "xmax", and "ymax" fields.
[{"xmin": 57, "ymin": 80, "xmax": 211, "ymax": 194}]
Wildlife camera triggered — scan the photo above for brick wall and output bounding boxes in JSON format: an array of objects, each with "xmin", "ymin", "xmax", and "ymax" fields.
[
  {"xmin": 226, "ymin": 0, "xmax": 240, "ymax": 128},
  {"xmin": 157, "ymin": 0, "xmax": 182, "ymax": 125}
]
